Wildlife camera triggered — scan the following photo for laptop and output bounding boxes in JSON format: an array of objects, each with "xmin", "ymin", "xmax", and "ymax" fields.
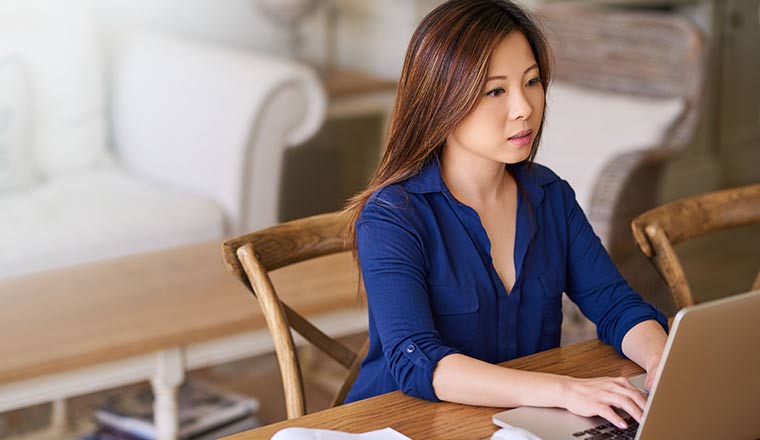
[{"xmin": 492, "ymin": 289, "xmax": 760, "ymax": 440}]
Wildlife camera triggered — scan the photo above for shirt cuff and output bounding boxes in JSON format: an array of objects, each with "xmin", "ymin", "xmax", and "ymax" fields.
[
  {"xmin": 392, "ymin": 337, "xmax": 461, "ymax": 402},
  {"xmin": 609, "ymin": 305, "xmax": 669, "ymax": 359}
]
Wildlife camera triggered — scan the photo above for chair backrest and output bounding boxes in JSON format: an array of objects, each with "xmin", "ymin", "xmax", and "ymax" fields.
[
  {"xmin": 221, "ymin": 211, "xmax": 368, "ymax": 419},
  {"xmin": 631, "ymin": 184, "xmax": 760, "ymax": 310}
]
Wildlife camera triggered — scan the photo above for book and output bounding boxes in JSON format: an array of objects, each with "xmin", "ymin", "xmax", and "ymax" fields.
[
  {"xmin": 93, "ymin": 380, "xmax": 260, "ymax": 440},
  {"xmin": 81, "ymin": 416, "xmax": 262, "ymax": 440},
  {"xmin": 191, "ymin": 415, "xmax": 261, "ymax": 440}
]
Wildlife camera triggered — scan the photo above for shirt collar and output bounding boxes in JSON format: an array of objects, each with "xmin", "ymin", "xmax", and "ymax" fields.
[
  {"xmin": 400, "ymin": 155, "xmax": 445, "ymax": 194},
  {"xmin": 401, "ymin": 155, "xmax": 549, "ymax": 209}
]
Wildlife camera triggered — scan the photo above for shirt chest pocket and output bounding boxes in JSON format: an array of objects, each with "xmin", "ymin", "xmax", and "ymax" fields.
[
  {"xmin": 428, "ymin": 285, "xmax": 480, "ymax": 350},
  {"xmin": 539, "ymin": 269, "xmax": 565, "ymax": 300}
]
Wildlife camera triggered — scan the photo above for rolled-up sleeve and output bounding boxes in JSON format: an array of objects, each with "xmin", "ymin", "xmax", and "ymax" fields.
[
  {"xmin": 357, "ymin": 192, "xmax": 460, "ymax": 401},
  {"xmin": 559, "ymin": 180, "xmax": 668, "ymax": 357}
]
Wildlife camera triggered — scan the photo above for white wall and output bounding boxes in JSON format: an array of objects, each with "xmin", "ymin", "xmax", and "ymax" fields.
[
  {"xmin": 93, "ymin": 0, "xmax": 302, "ymax": 57},
  {"xmin": 92, "ymin": 0, "xmax": 454, "ymax": 80},
  {"xmin": 331, "ymin": 0, "xmax": 432, "ymax": 78},
  {"xmin": 93, "ymin": 0, "xmax": 708, "ymax": 82}
]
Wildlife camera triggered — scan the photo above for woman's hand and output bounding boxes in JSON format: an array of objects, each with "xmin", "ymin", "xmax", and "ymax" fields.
[
  {"xmin": 644, "ymin": 354, "xmax": 662, "ymax": 391},
  {"xmin": 559, "ymin": 376, "xmax": 647, "ymax": 429},
  {"xmin": 621, "ymin": 319, "xmax": 668, "ymax": 392}
]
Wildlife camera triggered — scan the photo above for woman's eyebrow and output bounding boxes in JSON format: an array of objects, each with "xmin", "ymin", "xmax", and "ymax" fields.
[{"xmin": 486, "ymin": 63, "xmax": 539, "ymax": 81}]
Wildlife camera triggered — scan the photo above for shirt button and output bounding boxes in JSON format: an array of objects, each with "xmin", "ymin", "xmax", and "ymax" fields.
[{"xmin": 405, "ymin": 344, "xmax": 416, "ymax": 353}]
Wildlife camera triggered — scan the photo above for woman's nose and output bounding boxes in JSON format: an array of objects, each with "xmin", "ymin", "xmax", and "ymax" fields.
[{"xmin": 508, "ymin": 89, "xmax": 533, "ymax": 121}]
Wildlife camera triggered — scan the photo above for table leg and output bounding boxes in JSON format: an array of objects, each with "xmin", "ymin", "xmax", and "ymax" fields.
[
  {"xmin": 50, "ymin": 398, "xmax": 69, "ymax": 434},
  {"xmin": 150, "ymin": 349, "xmax": 185, "ymax": 440}
]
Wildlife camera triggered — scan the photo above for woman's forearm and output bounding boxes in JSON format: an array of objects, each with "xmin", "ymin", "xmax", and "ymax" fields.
[
  {"xmin": 621, "ymin": 319, "xmax": 668, "ymax": 372},
  {"xmin": 431, "ymin": 353, "xmax": 565, "ymax": 407},
  {"xmin": 433, "ymin": 352, "xmax": 651, "ymax": 428}
]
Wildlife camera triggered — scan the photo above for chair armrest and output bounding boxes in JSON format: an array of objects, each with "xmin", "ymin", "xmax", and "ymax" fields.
[
  {"xmin": 111, "ymin": 31, "xmax": 327, "ymax": 234},
  {"xmin": 588, "ymin": 148, "xmax": 673, "ymax": 263}
]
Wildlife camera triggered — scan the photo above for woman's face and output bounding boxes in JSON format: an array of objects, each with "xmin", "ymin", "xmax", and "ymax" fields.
[{"xmin": 445, "ymin": 31, "xmax": 545, "ymax": 165}]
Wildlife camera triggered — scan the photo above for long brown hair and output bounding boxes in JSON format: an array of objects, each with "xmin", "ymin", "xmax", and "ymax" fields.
[{"xmin": 343, "ymin": 0, "xmax": 553, "ymax": 276}]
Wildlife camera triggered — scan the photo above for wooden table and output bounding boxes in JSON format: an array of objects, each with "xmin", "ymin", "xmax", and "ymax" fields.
[
  {"xmin": 227, "ymin": 339, "xmax": 645, "ymax": 440},
  {"xmin": 0, "ymin": 243, "xmax": 365, "ymax": 439},
  {"xmin": 323, "ymin": 67, "xmax": 396, "ymax": 120}
]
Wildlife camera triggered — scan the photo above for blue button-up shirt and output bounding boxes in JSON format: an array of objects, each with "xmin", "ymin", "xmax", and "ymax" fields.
[{"xmin": 344, "ymin": 157, "xmax": 668, "ymax": 404}]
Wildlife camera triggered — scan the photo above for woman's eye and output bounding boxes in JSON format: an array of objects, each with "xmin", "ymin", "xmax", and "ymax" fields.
[
  {"xmin": 527, "ymin": 77, "xmax": 542, "ymax": 87},
  {"xmin": 485, "ymin": 87, "xmax": 505, "ymax": 97}
]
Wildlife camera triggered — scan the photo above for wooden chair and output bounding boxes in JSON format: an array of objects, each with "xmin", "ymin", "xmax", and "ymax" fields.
[
  {"xmin": 631, "ymin": 183, "xmax": 760, "ymax": 310},
  {"xmin": 221, "ymin": 211, "xmax": 368, "ymax": 419}
]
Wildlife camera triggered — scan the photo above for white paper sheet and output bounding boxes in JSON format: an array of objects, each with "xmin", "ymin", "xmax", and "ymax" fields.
[{"xmin": 271, "ymin": 427, "xmax": 412, "ymax": 440}]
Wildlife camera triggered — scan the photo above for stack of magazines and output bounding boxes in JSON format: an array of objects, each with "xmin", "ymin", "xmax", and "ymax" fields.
[{"xmin": 81, "ymin": 380, "xmax": 261, "ymax": 440}]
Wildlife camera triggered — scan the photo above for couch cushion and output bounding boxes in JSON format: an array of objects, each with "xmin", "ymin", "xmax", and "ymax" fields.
[
  {"xmin": 537, "ymin": 80, "xmax": 684, "ymax": 211},
  {"xmin": 0, "ymin": 0, "xmax": 109, "ymax": 178},
  {"xmin": 0, "ymin": 165, "xmax": 226, "ymax": 279},
  {"xmin": 0, "ymin": 55, "xmax": 35, "ymax": 191}
]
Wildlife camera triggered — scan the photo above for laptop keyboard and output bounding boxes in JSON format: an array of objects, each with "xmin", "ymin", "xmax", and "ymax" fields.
[{"xmin": 572, "ymin": 416, "xmax": 639, "ymax": 439}]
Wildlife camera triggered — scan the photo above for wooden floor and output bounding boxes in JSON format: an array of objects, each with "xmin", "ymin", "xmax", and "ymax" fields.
[{"xmin": 1, "ymin": 225, "xmax": 757, "ymax": 439}]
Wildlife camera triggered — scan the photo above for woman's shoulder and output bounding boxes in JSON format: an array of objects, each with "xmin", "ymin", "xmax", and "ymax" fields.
[
  {"xmin": 367, "ymin": 183, "xmax": 410, "ymax": 207},
  {"xmin": 359, "ymin": 183, "xmax": 426, "ymax": 227}
]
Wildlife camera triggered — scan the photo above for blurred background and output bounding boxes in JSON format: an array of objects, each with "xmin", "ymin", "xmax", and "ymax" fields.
[{"xmin": 0, "ymin": 0, "xmax": 758, "ymax": 438}]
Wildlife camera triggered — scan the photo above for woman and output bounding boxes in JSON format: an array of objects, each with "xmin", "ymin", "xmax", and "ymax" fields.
[{"xmin": 342, "ymin": 0, "xmax": 668, "ymax": 430}]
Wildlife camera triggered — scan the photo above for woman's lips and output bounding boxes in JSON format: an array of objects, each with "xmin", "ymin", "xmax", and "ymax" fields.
[{"xmin": 508, "ymin": 132, "xmax": 533, "ymax": 147}]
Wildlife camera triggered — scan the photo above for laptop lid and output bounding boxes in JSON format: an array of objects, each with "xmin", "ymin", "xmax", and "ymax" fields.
[{"xmin": 636, "ymin": 289, "xmax": 760, "ymax": 439}]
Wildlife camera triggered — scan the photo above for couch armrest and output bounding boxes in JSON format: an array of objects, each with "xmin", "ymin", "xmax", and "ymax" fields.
[{"xmin": 112, "ymin": 31, "xmax": 326, "ymax": 234}]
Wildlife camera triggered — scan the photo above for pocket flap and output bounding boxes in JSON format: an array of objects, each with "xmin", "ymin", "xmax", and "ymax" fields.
[
  {"xmin": 539, "ymin": 269, "xmax": 565, "ymax": 298},
  {"xmin": 428, "ymin": 285, "xmax": 480, "ymax": 315}
]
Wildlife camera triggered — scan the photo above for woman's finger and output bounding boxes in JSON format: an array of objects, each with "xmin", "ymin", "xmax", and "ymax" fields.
[
  {"xmin": 597, "ymin": 404, "xmax": 628, "ymax": 430},
  {"xmin": 614, "ymin": 382, "xmax": 648, "ymax": 412},
  {"xmin": 605, "ymin": 393, "xmax": 643, "ymax": 424}
]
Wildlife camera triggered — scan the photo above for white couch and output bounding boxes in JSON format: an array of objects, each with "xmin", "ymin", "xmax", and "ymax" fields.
[{"xmin": 0, "ymin": 0, "xmax": 326, "ymax": 279}]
